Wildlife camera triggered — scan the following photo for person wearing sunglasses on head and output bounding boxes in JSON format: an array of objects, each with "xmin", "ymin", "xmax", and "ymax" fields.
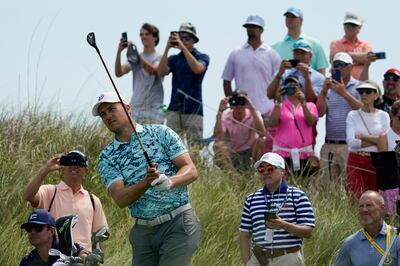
[
  {"xmin": 268, "ymin": 39, "xmax": 325, "ymax": 103},
  {"xmin": 374, "ymin": 69, "xmax": 400, "ymax": 113},
  {"xmin": 20, "ymin": 209, "xmax": 85, "ymax": 266},
  {"xmin": 317, "ymin": 52, "xmax": 363, "ymax": 180},
  {"xmin": 346, "ymin": 80, "xmax": 390, "ymax": 200},
  {"xmin": 115, "ymin": 23, "xmax": 165, "ymax": 125},
  {"xmin": 23, "ymin": 150, "xmax": 108, "ymax": 251},
  {"xmin": 158, "ymin": 22, "xmax": 209, "ymax": 144},
  {"xmin": 330, "ymin": 12, "xmax": 373, "ymax": 80},
  {"xmin": 239, "ymin": 152, "xmax": 315, "ymax": 266},
  {"xmin": 272, "ymin": 7, "xmax": 328, "ymax": 75}
]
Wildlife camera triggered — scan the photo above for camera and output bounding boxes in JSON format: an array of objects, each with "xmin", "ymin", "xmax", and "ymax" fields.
[
  {"xmin": 264, "ymin": 211, "xmax": 277, "ymax": 223},
  {"xmin": 289, "ymin": 59, "xmax": 300, "ymax": 68},
  {"xmin": 60, "ymin": 154, "xmax": 87, "ymax": 167},
  {"xmin": 284, "ymin": 83, "xmax": 297, "ymax": 96},
  {"xmin": 170, "ymin": 31, "xmax": 178, "ymax": 46},
  {"xmin": 229, "ymin": 95, "xmax": 246, "ymax": 106}
]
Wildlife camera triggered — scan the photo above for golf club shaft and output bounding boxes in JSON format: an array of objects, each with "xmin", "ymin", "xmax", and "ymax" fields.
[{"xmin": 94, "ymin": 47, "xmax": 152, "ymax": 167}]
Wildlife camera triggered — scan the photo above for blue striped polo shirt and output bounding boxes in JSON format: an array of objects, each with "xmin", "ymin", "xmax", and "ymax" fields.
[
  {"xmin": 239, "ymin": 182, "xmax": 315, "ymax": 249},
  {"xmin": 325, "ymin": 77, "xmax": 360, "ymax": 141}
]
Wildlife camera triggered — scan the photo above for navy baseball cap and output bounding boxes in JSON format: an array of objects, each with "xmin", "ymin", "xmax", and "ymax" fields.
[{"xmin": 21, "ymin": 209, "xmax": 56, "ymax": 229}]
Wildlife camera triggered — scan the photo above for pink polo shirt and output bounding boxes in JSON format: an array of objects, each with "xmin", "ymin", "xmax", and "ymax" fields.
[
  {"xmin": 330, "ymin": 37, "xmax": 372, "ymax": 80},
  {"xmin": 34, "ymin": 181, "xmax": 108, "ymax": 250},
  {"xmin": 221, "ymin": 109, "xmax": 262, "ymax": 152},
  {"xmin": 271, "ymin": 99, "xmax": 318, "ymax": 159}
]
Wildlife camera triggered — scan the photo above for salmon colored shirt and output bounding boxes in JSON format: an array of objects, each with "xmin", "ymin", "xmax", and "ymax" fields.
[
  {"xmin": 330, "ymin": 37, "xmax": 372, "ymax": 80},
  {"xmin": 34, "ymin": 181, "xmax": 108, "ymax": 250}
]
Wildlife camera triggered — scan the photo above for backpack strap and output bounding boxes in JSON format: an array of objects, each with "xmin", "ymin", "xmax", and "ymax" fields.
[
  {"xmin": 89, "ymin": 193, "xmax": 95, "ymax": 211},
  {"xmin": 48, "ymin": 185, "xmax": 57, "ymax": 212}
]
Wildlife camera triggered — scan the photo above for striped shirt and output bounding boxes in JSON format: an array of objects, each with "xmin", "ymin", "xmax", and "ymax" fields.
[
  {"xmin": 239, "ymin": 182, "xmax": 315, "ymax": 249},
  {"xmin": 325, "ymin": 78, "xmax": 360, "ymax": 141}
]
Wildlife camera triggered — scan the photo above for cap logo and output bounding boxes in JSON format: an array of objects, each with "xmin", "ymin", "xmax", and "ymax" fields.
[
  {"xmin": 30, "ymin": 213, "xmax": 38, "ymax": 219},
  {"xmin": 98, "ymin": 94, "xmax": 104, "ymax": 101},
  {"xmin": 347, "ymin": 14, "xmax": 358, "ymax": 20}
]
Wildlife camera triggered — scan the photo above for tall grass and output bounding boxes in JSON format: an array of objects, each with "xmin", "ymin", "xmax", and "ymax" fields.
[{"xmin": 0, "ymin": 108, "xmax": 376, "ymax": 265}]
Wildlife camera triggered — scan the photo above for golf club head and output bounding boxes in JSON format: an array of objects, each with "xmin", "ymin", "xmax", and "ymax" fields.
[
  {"xmin": 48, "ymin": 248, "xmax": 62, "ymax": 257},
  {"xmin": 91, "ymin": 226, "xmax": 109, "ymax": 250},
  {"xmin": 87, "ymin": 32, "xmax": 97, "ymax": 49}
]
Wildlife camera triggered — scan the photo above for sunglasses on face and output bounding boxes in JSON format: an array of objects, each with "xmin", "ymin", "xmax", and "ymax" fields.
[
  {"xmin": 258, "ymin": 165, "xmax": 277, "ymax": 174},
  {"xmin": 180, "ymin": 35, "xmax": 193, "ymax": 41},
  {"xmin": 332, "ymin": 61, "xmax": 350, "ymax": 69},
  {"xmin": 344, "ymin": 23, "xmax": 359, "ymax": 28},
  {"xmin": 357, "ymin": 88, "xmax": 376, "ymax": 95},
  {"xmin": 24, "ymin": 224, "xmax": 46, "ymax": 233},
  {"xmin": 384, "ymin": 75, "xmax": 400, "ymax": 82}
]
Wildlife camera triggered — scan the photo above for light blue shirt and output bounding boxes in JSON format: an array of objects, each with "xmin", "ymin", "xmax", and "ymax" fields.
[
  {"xmin": 272, "ymin": 33, "xmax": 329, "ymax": 72},
  {"xmin": 98, "ymin": 124, "xmax": 188, "ymax": 219},
  {"xmin": 334, "ymin": 223, "xmax": 400, "ymax": 266}
]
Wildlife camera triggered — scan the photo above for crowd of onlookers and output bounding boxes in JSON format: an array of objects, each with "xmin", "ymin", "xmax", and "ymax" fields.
[{"xmin": 18, "ymin": 7, "xmax": 400, "ymax": 266}]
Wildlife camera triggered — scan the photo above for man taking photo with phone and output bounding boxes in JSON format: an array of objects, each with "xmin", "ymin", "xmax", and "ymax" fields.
[{"xmin": 23, "ymin": 150, "xmax": 108, "ymax": 251}]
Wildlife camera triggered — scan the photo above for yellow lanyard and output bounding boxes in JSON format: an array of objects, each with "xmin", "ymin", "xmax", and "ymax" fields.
[{"xmin": 363, "ymin": 224, "xmax": 392, "ymax": 264}]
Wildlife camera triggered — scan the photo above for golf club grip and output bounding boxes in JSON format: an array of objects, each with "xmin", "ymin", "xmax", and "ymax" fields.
[{"xmin": 94, "ymin": 47, "xmax": 153, "ymax": 168}]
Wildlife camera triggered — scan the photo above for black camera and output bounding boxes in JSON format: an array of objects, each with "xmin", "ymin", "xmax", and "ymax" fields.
[
  {"xmin": 229, "ymin": 95, "xmax": 246, "ymax": 106},
  {"xmin": 60, "ymin": 154, "xmax": 87, "ymax": 167},
  {"xmin": 289, "ymin": 59, "xmax": 300, "ymax": 67}
]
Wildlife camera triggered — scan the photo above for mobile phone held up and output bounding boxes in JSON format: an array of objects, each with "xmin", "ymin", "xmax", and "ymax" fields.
[
  {"xmin": 374, "ymin": 52, "xmax": 386, "ymax": 60},
  {"xmin": 264, "ymin": 211, "xmax": 278, "ymax": 223},
  {"xmin": 289, "ymin": 59, "xmax": 300, "ymax": 68},
  {"xmin": 332, "ymin": 69, "xmax": 341, "ymax": 83},
  {"xmin": 121, "ymin": 32, "xmax": 128, "ymax": 48},
  {"xmin": 170, "ymin": 31, "xmax": 178, "ymax": 46}
]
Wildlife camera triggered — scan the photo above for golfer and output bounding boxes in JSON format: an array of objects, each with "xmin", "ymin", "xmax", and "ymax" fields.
[{"xmin": 92, "ymin": 91, "xmax": 200, "ymax": 266}]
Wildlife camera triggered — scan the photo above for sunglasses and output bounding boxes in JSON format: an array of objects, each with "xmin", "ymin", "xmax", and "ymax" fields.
[
  {"xmin": 357, "ymin": 88, "xmax": 376, "ymax": 95},
  {"xmin": 258, "ymin": 165, "xmax": 277, "ymax": 175},
  {"xmin": 332, "ymin": 61, "xmax": 350, "ymax": 69},
  {"xmin": 24, "ymin": 224, "xmax": 46, "ymax": 233},
  {"xmin": 384, "ymin": 75, "xmax": 400, "ymax": 82},
  {"xmin": 344, "ymin": 23, "xmax": 359, "ymax": 28},
  {"xmin": 180, "ymin": 35, "xmax": 193, "ymax": 41}
]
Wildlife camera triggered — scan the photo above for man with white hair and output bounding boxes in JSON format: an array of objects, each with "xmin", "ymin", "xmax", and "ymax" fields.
[{"xmin": 334, "ymin": 190, "xmax": 400, "ymax": 265}]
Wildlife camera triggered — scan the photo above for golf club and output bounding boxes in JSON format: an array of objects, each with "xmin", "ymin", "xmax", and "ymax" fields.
[{"xmin": 87, "ymin": 32, "xmax": 152, "ymax": 167}]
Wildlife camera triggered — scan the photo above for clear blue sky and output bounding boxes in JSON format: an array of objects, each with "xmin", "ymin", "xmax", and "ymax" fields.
[{"xmin": 2, "ymin": 0, "xmax": 399, "ymax": 153}]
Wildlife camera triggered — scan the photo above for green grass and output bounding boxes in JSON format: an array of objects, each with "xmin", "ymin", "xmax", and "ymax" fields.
[{"xmin": 0, "ymin": 107, "xmax": 373, "ymax": 265}]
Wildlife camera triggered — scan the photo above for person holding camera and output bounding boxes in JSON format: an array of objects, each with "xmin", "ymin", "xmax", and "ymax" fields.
[
  {"xmin": 316, "ymin": 52, "xmax": 362, "ymax": 180},
  {"xmin": 115, "ymin": 23, "xmax": 164, "ymax": 125},
  {"xmin": 269, "ymin": 75, "xmax": 319, "ymax": 176},
  {"xmin": 23, "ymin": 150, "xmax": 108, "ymax": 251},
  {"xmin": 239, "ymin": 152, "xmax": 315, "ymax": 266},
  {"xmin": 158, "ymin": 22, "xmax": 209, "ymax": 143},
  {"xmin": 267, "ymin": 39, "xmax": 325, "ymax": 103},
  {"xmin": 213, "ymin": 90, "xmax": 266, "ymax": 172}
]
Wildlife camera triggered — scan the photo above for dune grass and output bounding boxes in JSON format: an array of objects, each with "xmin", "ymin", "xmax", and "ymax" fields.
[{"xmin": 0, "ymin": 107, "xmax": 379, "ymax": 265}]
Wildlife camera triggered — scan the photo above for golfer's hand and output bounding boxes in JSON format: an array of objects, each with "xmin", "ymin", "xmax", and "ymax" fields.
[
  {"xmin": 265, "ymin": 216, "xmax": 287, "ymax": 230},
  {"xmin": 145, "ymin": 166, "xmax": 160, "ymax": 186}
]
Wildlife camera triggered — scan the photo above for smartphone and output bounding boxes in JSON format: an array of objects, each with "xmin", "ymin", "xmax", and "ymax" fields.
[
  {"xmin": 332, "ymin": 69, "xmax": 341, "ymax": 82},
  {"xmin": 121, "ymin": 32, "xmax": 128, "ymax": 48},
  {"xmin": 374, "ymin": 52, "xmax": 386, "ymax": 60},
  {"xmin": 264, "ymin": 211, "xmax": 278, "ymax": 223},
  {"xmin": 289, "ymin": 59, "xmax": 300, "ymax": 68},
  {"xmin": 170, "ymin": 31, "xmax": 178, "ymax": 46}
]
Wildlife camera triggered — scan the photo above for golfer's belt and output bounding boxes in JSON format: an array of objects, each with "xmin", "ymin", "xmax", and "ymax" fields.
[{"xmin": 135, "ymin": 203, "xmax": 192, "ymax": 227}]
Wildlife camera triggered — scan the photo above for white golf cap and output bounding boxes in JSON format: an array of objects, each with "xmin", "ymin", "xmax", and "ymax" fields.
[
  {"xmin": 254, "ymin": 152, "xmax": 285, "ymax": 170},
  {"xmin": 243, "ymin": 15, "xmax": 265, "ymax": 29},
  {"xmin": 332, "ymin": 52, "xmax": 353, "ymax": 64},
  {"xmin": 92, "ymin": 91, "xmax": 129, "ymax": 116},
  {"xmin": 343, "ymin": 11, "xmax": 363, "ymax": 26}
]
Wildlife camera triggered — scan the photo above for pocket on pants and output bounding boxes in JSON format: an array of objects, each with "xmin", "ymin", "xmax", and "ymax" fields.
[{"xmin": 182, "ymin": 209, "xmax": 200, "ymax": 236}]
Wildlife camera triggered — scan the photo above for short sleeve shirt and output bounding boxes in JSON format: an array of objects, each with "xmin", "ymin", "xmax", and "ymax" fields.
[{"xmin": 98, "ymin": 124, "xmax": 188, "ymax": 219}]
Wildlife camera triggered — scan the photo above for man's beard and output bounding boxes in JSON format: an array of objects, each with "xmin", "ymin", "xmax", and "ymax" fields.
[{"xmin": 360, "ymin": 215, "xmax": 374, "ymax": 226}]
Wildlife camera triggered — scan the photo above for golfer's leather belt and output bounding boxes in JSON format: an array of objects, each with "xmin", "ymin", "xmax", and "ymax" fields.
[
  {"xmin": 261, "ymin": 246, "xmax": 301, "ymax": 259},
  {"xmin": 135, "ymin": 203, "xmax": 192, "ymax": 227}
]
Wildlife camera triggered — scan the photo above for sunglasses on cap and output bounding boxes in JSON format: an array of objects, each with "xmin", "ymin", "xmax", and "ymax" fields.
[
  {"xmin": 258, "ymin": 165, "xmax": 277, "ymax": 175},
  {"xmin": 24, "ymin": 224, "xmax": 47, "ymax": 233},
  {"xmin": 384, "ymin": 75, "xmax": 400, "ymax": 82},
  {"xmin": 180, "ymin": 35, "xmax": 193, "ymax": 41},
  {"xmin": 356, "ymin": 88, "xmax": 376, "ymax": 95},
  {"xmin": 332, "ymin": 61, "xmax": 350, "ymax": 69}
]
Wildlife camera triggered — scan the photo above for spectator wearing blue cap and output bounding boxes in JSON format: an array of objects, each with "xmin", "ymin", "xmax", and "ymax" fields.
[
  {"xmin": 268, "ymin": 39, "xmax": 325, "ymax": 103},
  {"xmin": 272, "ymin": 7, "xmax": 329, "ymax": 75},
  {"xmin": 19, "ymin": 209, "xmax": 85, "ymax": 266}
]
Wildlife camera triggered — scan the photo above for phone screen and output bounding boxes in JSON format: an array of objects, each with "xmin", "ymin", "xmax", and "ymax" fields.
[
  {"xmin": 264, "ymin": 211, "xmax": 277, "ymax": 223},
  {"xmin": 332, "ymin": 69, "xmax": 341, "ymax": 82}
]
